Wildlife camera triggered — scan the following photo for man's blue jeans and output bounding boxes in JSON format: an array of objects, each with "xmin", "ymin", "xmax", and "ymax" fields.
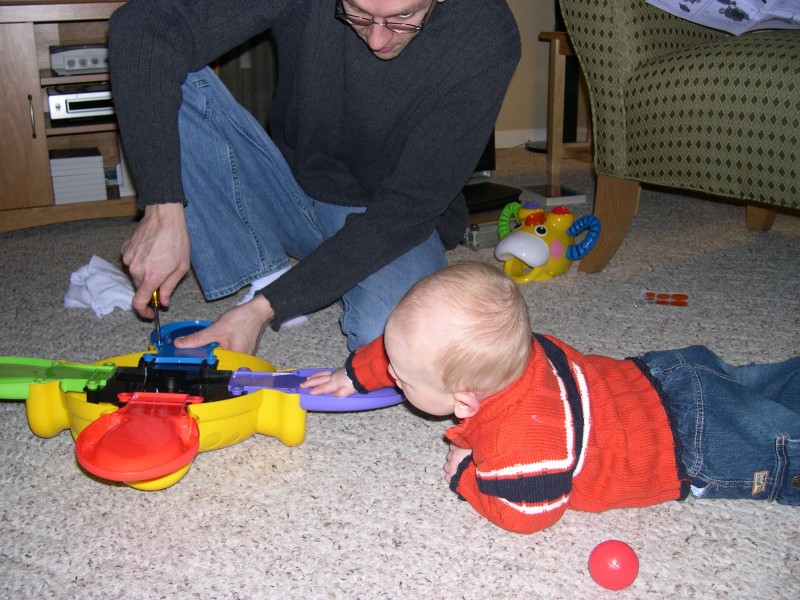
[
  {"xmin": 177, "ymin": 67, "xmax": 446, "ymax": 350},
  {"xmin": 640, "ymin": 346, "xmax": 800, "ymax": 505}
]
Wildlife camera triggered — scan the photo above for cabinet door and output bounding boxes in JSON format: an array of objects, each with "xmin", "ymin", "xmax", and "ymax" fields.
[{"xmin": 0, "ymin": 22, "xmax": 54, "ymax": 209}]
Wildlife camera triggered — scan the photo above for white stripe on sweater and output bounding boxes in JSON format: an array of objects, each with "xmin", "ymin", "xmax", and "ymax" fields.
[{"xmin": 477, "ymin": 360, "xmax": 575, "ymax": 479}]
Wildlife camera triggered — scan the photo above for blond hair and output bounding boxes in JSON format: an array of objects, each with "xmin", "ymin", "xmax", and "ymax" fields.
[{"xmin": 388, "ymin": 261, "xmax": 532, "ymax": 396}]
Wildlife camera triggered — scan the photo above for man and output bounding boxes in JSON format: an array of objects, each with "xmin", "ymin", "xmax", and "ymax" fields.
[{"xmin": 109, "ymin": 0, "xmax": 520, "ymax": 354}]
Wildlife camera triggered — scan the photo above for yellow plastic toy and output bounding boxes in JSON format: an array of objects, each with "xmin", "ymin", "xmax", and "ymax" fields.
[
  {"xmin": 494, "ymin": 202, "xmax": 601, "ymax": 284},
  {"xmin": 1, "ymin": 321, "xmax": 402, "ymax": 491}
]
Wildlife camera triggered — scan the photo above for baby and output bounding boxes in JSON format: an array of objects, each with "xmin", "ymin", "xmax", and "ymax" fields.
[{"xmin": 302, "ymin": 261, "xmax": 800, "ymax": 534}]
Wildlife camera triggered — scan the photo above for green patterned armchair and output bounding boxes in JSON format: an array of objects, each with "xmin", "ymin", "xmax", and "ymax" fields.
[{"xmin": 560, "ymin": 0, "xmax": 799, "ymax": 272}]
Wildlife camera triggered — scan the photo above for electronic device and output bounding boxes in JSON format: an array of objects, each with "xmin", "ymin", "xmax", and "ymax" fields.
[
  {"xmin": 462, "ymin": 221, "xmax": 501, "ymax": 251},
  {"xmin": 460, "ymin": 182, "xmax": 521, "ymax": 250},
  {"xmin": 49, "ymin": 44, "xmax": 109, "ymax": 76},
  {"xmin": 47, "ymin": 84, "xmax": 114, "ymax": 121}
]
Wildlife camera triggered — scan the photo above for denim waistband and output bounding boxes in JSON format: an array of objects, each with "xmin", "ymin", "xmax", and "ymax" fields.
[{"xmin": 629, "ymin": 356, "xmax": 692, "ymax": 501}]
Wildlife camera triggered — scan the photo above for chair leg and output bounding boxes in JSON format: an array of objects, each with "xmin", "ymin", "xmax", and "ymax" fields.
[
  {"xmin": 578, "ymin": 174, "xmax": 641, "ymax": 273},
  {"xmin": 545, "ymin": 35, "xmax": 567, "ymax": 185},
  {"xmin": 745, "ymin": 204, "xmax": 777, "ymax": 232}
]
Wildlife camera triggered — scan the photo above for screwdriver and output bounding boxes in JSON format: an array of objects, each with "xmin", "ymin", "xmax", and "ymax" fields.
[{"xmin": 151, "ymin": 290, "xmax": 162, "ymax": 346}]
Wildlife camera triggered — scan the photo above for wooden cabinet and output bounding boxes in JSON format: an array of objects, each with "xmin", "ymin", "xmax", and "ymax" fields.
[
  {"xmin": 0, "ymin": 21, "xmax": 53, "ymax": 210},
  {"xmin": 0, "ymin": 1, "xmax": 138, "ymax": 233}
]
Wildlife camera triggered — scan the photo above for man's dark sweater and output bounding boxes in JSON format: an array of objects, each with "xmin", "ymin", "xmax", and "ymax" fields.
[{"xmin": 109, "ymin": 0, "xmax": 520, "ymax": 326}]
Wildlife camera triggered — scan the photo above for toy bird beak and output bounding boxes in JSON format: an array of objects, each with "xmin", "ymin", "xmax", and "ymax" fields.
[{"xmin": 495, "ymin": 231, "xmax": 550, "ymax": 267}]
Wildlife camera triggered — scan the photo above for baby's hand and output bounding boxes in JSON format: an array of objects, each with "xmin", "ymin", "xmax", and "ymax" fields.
[
  {"xmin": 443, "ymin": 444, "xmax": 472, "ymax": 483},
  {"xmin": 300, "ymin": 368, "xmax": 357, "ymax": 397}
]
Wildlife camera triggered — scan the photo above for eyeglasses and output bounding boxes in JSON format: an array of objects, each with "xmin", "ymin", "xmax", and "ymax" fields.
[{"xmin": 335, "ymin": 0, "xmax": 436, "ymax": 34}]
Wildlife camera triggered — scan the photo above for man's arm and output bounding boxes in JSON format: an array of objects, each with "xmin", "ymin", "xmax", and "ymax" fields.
[
  {"xmin": 259, "ymin": 65, "xmax": 519, "ymax": 326},
  {"xmin": 252, "ymin": 1, "xmax": 521, "ymax": 326},
  {"xmin": 109, "ymin": 0, "xmax": 283, "ymax": 208},
  {"xmin": 109, "ymin": 0, "xmax": 286, "ymax": 323}
]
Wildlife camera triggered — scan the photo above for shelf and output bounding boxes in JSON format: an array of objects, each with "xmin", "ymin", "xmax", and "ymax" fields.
[
  {"xmin": 0, "ymin": 196, "xmax": 138, "ymax": 234},
  {"xmin": 45, "ymin": 116, "xmax": 117, "ymax": 135},
  {"xmin": 40, "ymin": 68, "xmax": 109, "ymax": 85},
  {"xmin": 0, "ymin": 2, "xmax": 124, "ymax": 24}
]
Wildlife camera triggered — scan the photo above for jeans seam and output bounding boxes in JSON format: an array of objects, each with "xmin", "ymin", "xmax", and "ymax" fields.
[
  {"xmin": 227, "ymin": 140, "xmax": 273, "ymax": 268},
  {"xmin": 206, "ymin": 78, "xmax": 317, "ymax": 269},
  {"xmin": 198, "ymin": 67, "xmax": 311, "ymax": 213},
  {"xmin": 653, "ymin": 351, "xmax": 706, "ymax": 477},
  {"xmin": 221, "ymin": 106, "xmax": 321, "ymax": 237},
  {"xmin": 772, "ymin": 436, "xmax": 786, "ymax": 502},
  {"xmin": 692, "ymin": 362, "xmax": 706, "ymax": 477}
]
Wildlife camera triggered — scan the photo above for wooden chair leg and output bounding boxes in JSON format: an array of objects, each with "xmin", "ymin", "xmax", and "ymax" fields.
[
  {"xmin": 578, "ymin": 174, "xmax": 641, "ymax": 273},
  {"xmin": 545, "ymin": 35, "xmax": 567, "ymax": 185},
  {"xmin": 745, "ymin": 204, "xmax": 777, "ymax": 232}
]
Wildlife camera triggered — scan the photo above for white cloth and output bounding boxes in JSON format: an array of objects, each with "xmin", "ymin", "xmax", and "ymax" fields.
[
  {"xmin": 64, "ymin": 255, "xmax": 134, "ymax": 317},
  {"xmin": 236, "ymin": 266, "xmax": 308, "ymax": 327}
]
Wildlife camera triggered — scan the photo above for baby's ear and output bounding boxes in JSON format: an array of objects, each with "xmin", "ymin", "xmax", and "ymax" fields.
[{"xmin": 453, "ymin": 391, "xmax": 481, "ymax": 419}]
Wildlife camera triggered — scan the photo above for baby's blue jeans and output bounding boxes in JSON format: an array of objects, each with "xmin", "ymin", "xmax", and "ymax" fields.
[
  {"xmin": 640, "ymin": 346, "xmax": 800, "ymax": 504},
  {"xmin": 176, "ymin": 67, "xmax": 446, "ymax": 350}
]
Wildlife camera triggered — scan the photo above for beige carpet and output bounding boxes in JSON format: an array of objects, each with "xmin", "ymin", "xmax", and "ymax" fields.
[{"xmin": 1, "ymin": 147, "xmax": 798, "ymax": 599}]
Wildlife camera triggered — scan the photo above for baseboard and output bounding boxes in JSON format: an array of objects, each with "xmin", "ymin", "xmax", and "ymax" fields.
[
  {"xmin": 495, "ymin": 129, "xmax": 543, "ymax": 149},
  {"xmin": 495, "ymin": 127, "xmax": 591, "ymax": 150}
]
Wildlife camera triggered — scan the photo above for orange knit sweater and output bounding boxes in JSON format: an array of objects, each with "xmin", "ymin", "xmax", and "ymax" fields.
[{"xmin": 349, "ymin": 333, "xmax": 688, "ymax": 534}]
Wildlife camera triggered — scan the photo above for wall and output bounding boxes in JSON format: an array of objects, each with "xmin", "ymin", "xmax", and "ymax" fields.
[{"xmin": 495, "ymin": 0, "xmax": 555, "ymax": 148}]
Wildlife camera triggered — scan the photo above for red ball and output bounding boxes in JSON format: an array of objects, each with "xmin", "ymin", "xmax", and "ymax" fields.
[{"xmin": 588, "ymin": 540, "xmax": 639, "ymax": 591}]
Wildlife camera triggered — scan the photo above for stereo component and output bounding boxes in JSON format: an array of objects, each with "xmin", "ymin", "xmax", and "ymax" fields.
[
  {"xmin": 47, "ymin": 84, "xmax": 114, "ymax": 121},
  {"xmin": 49, "ymin": 44, "xmax": 109, "ymax": 76}
]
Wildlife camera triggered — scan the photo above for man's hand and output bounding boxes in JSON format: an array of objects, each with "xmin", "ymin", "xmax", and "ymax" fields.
[
  {"xmin": 122, "ymin": 202, "xmax": 190, "ymax": 318},
  {"xmin": 444, "ymin": 443, "xmax": 472, "ymax": 483},
  {"xmin": 173, "ymin": 295, "xmax": 275, "ymax": 355},
  {"xmin": 300, "ymin": 368, "xmax": 357, "ymax": 397}
]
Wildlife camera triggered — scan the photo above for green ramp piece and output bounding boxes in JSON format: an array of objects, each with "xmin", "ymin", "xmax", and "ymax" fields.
[{"xmin": 0, "ymin": 357, "xmax": 116, "ymax": 400}]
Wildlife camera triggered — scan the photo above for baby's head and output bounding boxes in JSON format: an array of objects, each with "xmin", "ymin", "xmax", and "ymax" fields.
[{"xmin": 384, "ymin": 261, "xmax": 531, "ymax": 418}]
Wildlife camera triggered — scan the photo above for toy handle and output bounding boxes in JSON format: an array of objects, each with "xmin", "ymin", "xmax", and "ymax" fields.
[
  {"xmin": 566, "ymin": 215, "xmax": 601, "ymax": 260},
  {"xmin": 294, "ymin": 369, "xmax": 403, "ymax": 411},
  {"xmin": 299, "ymin": 388, "xmax": 403, "ymax": 412},
  {"xmin": 497, "ymin": 202, "xmax": 522, "ymax": 239},
  {"xmin": 0, "ymin": 356, "xmax": 116, "ymax": 400},
  {"xmin": 228, "ymin": 369, "xmax": 404, "ymax": 412}
]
